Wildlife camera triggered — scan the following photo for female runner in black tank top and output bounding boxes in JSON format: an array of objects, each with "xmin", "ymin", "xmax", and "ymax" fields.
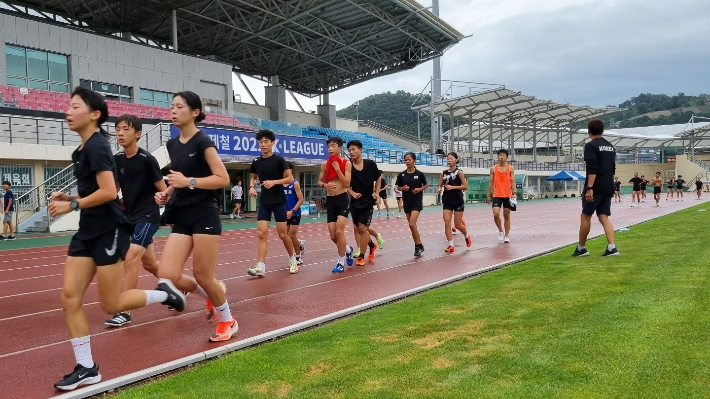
[
  {"xmin": 155, "ymin": 91, "xmax": 237, "ymax": 342},
  {"xmin": 437, "ymin": 152, "xmax": 471, "ymax": 253}
]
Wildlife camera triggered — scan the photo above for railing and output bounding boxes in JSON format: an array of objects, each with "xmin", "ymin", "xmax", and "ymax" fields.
[
  {"xmin": 14, "ymin": 123, "xmax": 171, "ymax": 232},
  {"xmin": 359, "ymin": 120, "xmax": 424, "ymax": 145}
]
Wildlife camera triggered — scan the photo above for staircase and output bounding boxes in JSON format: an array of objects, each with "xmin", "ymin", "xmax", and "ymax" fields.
[{"xmin": 17, "ymin": 123, "xmax": 172, "ymax": 233}]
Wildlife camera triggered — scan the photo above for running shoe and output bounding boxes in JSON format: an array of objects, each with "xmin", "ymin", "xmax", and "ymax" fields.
[
  {"xmin": 444, "ymin": 246, "xmax": 455, "ymax": 253},
  {"xmin": 368, "ymin": 245, "xmax": 377, "ymax": 261},
  {"xmin": 0, "ymin": 235, "xmax": 5, "ymax": 240},
  {"xmin": 498, "ymin": 231, "xmax": 504, "ymax": 241},
  {"xmin": 105, "ymin": 312, "xmax": 131, "ymax": 327},
  {"xmin": 247, "ymin": 264, "xmax": 266, "ymax": 277},
  {"xmin": 289, "ymin": 258, "xmax": 298, "ymax": 274},
  {"xmin": 156, "ymin": 280, "xmax": 186, "ymax": 312},
  {"xmin": 386, "ymin": 212, "xmax": 390, "ymax": 219},
  {"xmin": 353, "ymin": 249, "xmax": 361, "ymax": 258},
  {"xmin": 602, "ymin": 247, "xmax": 620, "ymax": 257},
  {"xmin": 346, "ymin": 245, "xmax": 354, "ymax": 266},
  {"xmin": 299, "ymin": 239, "xmax": 306, "ymax": 256},
  {"xmin": 572, "ymin": 247, "xmax": 590, "ymax": 257},
  {"xmin": 54, "ymin": 363, "xmax": 101, "ymax": 391},
  {"xmin": 209, "ymin": 317, "xmax": 239, "ymax": 342},
  {"xmin": 397, "ymin": 214, "xmax": 401, "ymax": 218},
  {"xmin": 504, "ymin": 236, "xmax": 511, "ymax": 243},
  {"xmin": 168, "ymin": 291, "xmax": 189, "ymax": 311},
  {"xmin": 452, "ymin": 226, "xmax": 457, "ymax": 233},
  {"xmin": 414, "ymin": 246, "xmax": 422, "ymax": 257},
  {"xmin": 356, "ymin": 256, "xmax": 366, "ymax": 266},
  {"xmin": 377, "ymin": 211, "xmax": 383, "ymax": 218},
  {"xmin": 465, "ymin": 235, "xmax": 472, "ymax": 247},
  {"xmin": 230, "ymin": 214, "xmax": 235, "ymax": 219},
  {"xmin": 206, "ymin": 281, "xmax": 227, "ymax": 323},
  {"xmin": 6, "ymin": 235, "xmax": 15, "ymax": 240},
  {"xmin": 296, "ymin": 255, "xmax": 303, "ymax": 265},
  {"xmin": 376, "ymin": 233, "xmax": 385, "ymax": 249},
  {"xmin": 332, "ymin": 263, "xmax": 345, "ymax": 273}
]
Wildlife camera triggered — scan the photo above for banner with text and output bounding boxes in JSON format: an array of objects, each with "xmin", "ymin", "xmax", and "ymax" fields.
[{"xmin": 170, "ymin": 126, "xmax": 327, "ymax": 164}]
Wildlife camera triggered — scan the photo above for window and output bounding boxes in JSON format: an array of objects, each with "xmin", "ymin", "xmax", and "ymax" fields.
[
  {"xmin": 141, "ymin": 88, "xmax": 172, "ymax": 108},
  {"xmin": 5, "ymin": 45, "xmax": 70, "ymax": 93},
  {"xmin": 80, "ymin": 80, "xmax": 132, "ymax": 102}
]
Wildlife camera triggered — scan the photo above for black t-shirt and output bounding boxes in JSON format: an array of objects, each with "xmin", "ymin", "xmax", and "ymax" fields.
[
  {"xmin": 640, "ymin": 179, "xmax": 648, "ymax": 190},
  {"xmin": 584, "ymin": 138, "xmax": 616, "ymax": 195},
  {"xmin": 350, "ymin": 159, "xmax": 380, "ymax": 209},
  {"xmin": 628, "ymin": 177, "xmax": 643, "ymax": 191},
  {"xmin": 166, "ymin": 131, "xmax": 218, "ymax": 208},
  {"xmin": 72, "ymin": 132, "xmax": 127, "ymax": 239},
  {"xmin": 676, "ymin": 179, "xmax": 685, "ymax": 189},
  {"xmin": 696, "ymin": 181, "xmax": 704, "ymax": 190},
  {"xmin": 441, "ymin": 168, "xmax": 464, "ymax": 205},
  {"xmin": 395, "ymin": 169, "xmax": 427, "ymax": 206},
  {"xmin": 115, "ymin": 148, "xmax": 163, "ymax": 224},
  {"xmin": 613, "ymin": 181, "xmax": 621, "ymax": 191},
  {"xmin": 250, "ymin": 154, "xmax": 289, "ymax": 205}
]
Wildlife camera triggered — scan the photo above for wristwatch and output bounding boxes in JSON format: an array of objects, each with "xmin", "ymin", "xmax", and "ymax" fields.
[
  {"xmin": 189, "ymin": 177, "xmax": 197, "ymax": 190},
  {"xmin": 70, "ymin": 199, "xmax": 80, "ymax": 211}
]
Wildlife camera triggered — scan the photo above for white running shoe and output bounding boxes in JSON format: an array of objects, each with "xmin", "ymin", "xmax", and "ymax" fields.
[
  {"xmin": 289, "ymin": 258, "xmax": 298, "ymax": 274},
  {"xmin": 504, "ymin": 236, "xmax": 511, "ymax": 243},
  {"xmin": 230, "ymin": 214, "xmax": 234, "ymax": 219},
  {"xmin": 498, "ymin": 231, "xmax": 504, "ymax": 241},
  {"xmin": 299, "ymin": 239, "xmax": 306, "ymax": 256},
  {"xmin": 247, "ymin": 264, "xmax": 265, "ymax": 277}
]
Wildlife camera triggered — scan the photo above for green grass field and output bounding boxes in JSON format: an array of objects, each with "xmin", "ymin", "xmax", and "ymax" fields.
[{"xmin": 116, "ymin": 205, "xmax": 710, "ymax": 399}]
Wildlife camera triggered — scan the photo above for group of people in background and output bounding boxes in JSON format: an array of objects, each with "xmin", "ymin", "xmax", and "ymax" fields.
[{"xmin": 620, "ymin": 172, "xmax": 705, "ymax": 207}]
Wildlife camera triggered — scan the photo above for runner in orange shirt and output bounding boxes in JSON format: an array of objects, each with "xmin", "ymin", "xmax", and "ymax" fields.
[{"xmin": 486, "ymin": 149, "xmax": 516, "ymax": 243}]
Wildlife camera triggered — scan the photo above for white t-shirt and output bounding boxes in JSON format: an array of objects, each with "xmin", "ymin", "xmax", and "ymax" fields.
[
  {"xmin": 393, "ymin": 185, "xmax": 403, "ymax": 198},
  {"xmin": 232, "ymin": 185, "xmax": 243, "ymax": 199}
]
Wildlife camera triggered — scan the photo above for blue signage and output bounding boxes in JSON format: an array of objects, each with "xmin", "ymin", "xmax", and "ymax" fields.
[{"xmin": 170, "ymin": 125, "xmax": 327, "ymax": 163}]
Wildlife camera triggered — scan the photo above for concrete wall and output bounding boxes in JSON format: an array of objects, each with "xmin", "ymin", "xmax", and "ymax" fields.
[
  {"xmin": 675, "ymin": 155, "xmax": 706, "ymax": 182},
  {"xmin": 336, "ymin": 118, "xmax": 359, "ymax": 132},
  {"xmin": 1, "ymin": 14, "xmax": 234, "ymax": 111},
  {"xmin": 287, "ymin": 109, "xmax": 322, "ymax": 127},
  {"xmin": 615, "ymin": 163, "xmax": 673, "ymax": 179}
]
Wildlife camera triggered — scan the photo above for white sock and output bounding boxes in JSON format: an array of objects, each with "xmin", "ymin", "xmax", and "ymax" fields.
[
  {"xmin": 144, "ymin": 289, "xmax": 169, "ymax": 305},
  {"xmin": 71, "ymin": 336, "xmax": 94, "ymax": 368},
  {"xmin": 257, "ymin": 262, "xmax": 266, "ymax": 269},
  {"xmin": 215, "ymin": 301, "xmax": 232, "ymax": 322},
  {"xmin": 289, "ymin": 255, "xmax": 296, "ymax": 261},
  {"xmin": 337, "ymin": 256, "xmax": 345, "ymax": 265},
  {"xmin": 192, "ymin": 284, "xmax": 209, "ymax": 300},
  {"xmin": 577, "ymin": 244, "xmax": 586, "ymax": 251},
  {"xmin": 448, "ymin": 240, "xmax": 454, "ymax": 247},
  {"xmin": 607, "ymin": 244, "xmax": 616, "ymax": 251}
]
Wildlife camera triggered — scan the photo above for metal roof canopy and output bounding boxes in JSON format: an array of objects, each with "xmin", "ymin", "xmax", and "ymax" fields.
[{"xmin": 0, "ymin": 0, "xmax": 464, "ymax": 96}]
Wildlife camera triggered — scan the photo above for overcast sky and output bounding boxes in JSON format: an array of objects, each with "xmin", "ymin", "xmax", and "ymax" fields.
[{"xmin": 233, "ymin": 0, "xmax": 710, "ymax": 113}]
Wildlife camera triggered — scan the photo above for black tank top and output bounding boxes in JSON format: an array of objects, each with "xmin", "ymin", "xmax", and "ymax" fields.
[{"xmin": 441, "ymin": 168, "xmax": 464, "ymax": 205}]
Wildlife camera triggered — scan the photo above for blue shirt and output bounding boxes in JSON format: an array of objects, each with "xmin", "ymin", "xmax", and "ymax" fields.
[
  {"xmin": 283, "ymin": 181, "xmax": 301, "ymax": 216},
  {"xmin": 3, "ymin": 189, "xmax": 14, "ymax": 211}
]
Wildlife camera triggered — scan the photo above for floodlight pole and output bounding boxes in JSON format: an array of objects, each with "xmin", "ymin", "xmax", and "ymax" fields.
[
  {"xmin": 171, "ymin": 10, "xmax": 179, "ymax": 51},
  {"xmin": 430, "ymin": 0, "xmax": 441, "ymax": 155}
]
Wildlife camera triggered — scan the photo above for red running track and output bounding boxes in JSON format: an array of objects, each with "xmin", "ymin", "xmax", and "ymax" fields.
[{"xmin": 0, "ymin": 197, "xmax": 706, "ymax": 399}]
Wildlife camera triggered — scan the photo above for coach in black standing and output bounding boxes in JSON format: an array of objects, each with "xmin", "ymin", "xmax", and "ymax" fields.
[{"xmin": 573, "ymin": 118, "xmax": 620, "ymax": 257}]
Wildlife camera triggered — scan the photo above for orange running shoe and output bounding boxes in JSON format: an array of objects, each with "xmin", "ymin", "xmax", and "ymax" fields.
[
  {"xmin": 465, "ymin": 235, "xmax": 472, "ymax": 247},
  {"xmin": 209, "ymin": 317, "xmax": 238, "ymax": 342},
  {"xmin": 206, "ymin": 281, "xmax": 227, "ymax": 323},
  {"xmin": 356, "ymin": 257, "xmax": 366, "ymax": 266},
  {"xmin": 444, "ymin": 246, "xmax": 455, "ymax": 253},
  {"xmin": 368, "ymin": 245, "xmax": 377, "ymax": 261}
]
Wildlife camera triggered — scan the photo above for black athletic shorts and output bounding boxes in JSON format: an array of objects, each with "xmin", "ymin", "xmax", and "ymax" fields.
[
  {"xmin": 403, "ymin": 199, "xmax": 423, "ymax": 214},
  {"xmin": 287, "ymin": 214, "xmax": 301, "ymax": 226},
  {"xmin": 654, "ymin": 187, "xmax": 662, "ymax": 194},
  {"xmin": 68, "ymin": 227, "xmax": 130, "ymax": 266},
  {"xmin": 380, "ymin": 192, "xmax": 388, "ymax": 200},
  {"xmin": 170, "ymin": 206, "xmax": 222, "ymax": 236},
  {"xmin": 258, "ymin": 203, "xmax": 287, "ymax": 223},
  {"xmin": 351, "ymin": 206, "xmax": 373, "ymax": 226},
  {"xmin": 327, "ymin": 193, "xmax": 350, "ymax": 223},
  {"xmin": 442, "ymin": 203, "xmax": 464, "ymax": 212},
  {"xmin": 582, "ymin": 194, "xmax": 612, "ymax": 216},
  {"xmin": 492, "ymin": 197, "xmax": 516, "ymax": 211}
]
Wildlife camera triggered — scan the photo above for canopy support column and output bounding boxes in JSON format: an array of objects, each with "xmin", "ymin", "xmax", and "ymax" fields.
[
  {"xmin": 556, "ymin": 125, "xmax": 561, "ymax": 163},
  {"xmin": 468, "ymin": 112, "xmax": 473, "ymax": 159},
  {"xmin": 489, "ymin": 116, "xmax": 494, "ymax": 160},
  {"xmin": 171, "ymin": 10, "xmax": 179, "ymax": 51},
  {"xmin": 532, "ymin": 120, "xmax": 538, "ymax": 162}
]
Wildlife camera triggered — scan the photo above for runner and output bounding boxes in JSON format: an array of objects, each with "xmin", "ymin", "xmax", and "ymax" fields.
[
  {"xmin": 628, "ymin": 172, "xmax": 642, "ymax": 207},
  {"xmin": 613, "ymin": 177, "xmax": 621, "ymax": 202},
  {"xmin": 247, "ymin": 130, "xmax": 297, "ymax": 276},
  {"xmin": 640, "ymin": 175, "xmax": 648, "ymax": 202},
  {"xmin": 105, "ymin": 115, "xmax": 204, "ymax": 328},
  {"xmin": 376, "ymin": 170, "xmax": 391, "ymax": 219},
  {"xmin": 347, "ymin": 140, "xmax": 385, "ymax": 265},
  {"xmin": 651, "ymin": 172, "xmax": 663, "ymax": 206},
  {"xmin": 1, "ymin": 180, "xmax": 15, "ymax": 240},
  {"xmin": 393, "ymin": 183, "xmax": 404, "ymax": 218},
  {"xmin": 395, "ymin": 152, "xmax": 428, "ymax": 256},
  {"xmin": 486, "ymin": 149, "xmax": 516, "ymax": 243},
  {"xmin": 49, "ymin": 87, "xmax": 184, "ymax": 391},
  {"xmin": 156, "ymin": 91, "xmax": 237, "ymax": 343},
  {"xmin": 574, "ymin": 118, "xmax": 619, "ymax": 257},
  {"xmin": 439, "ymin": 152, "xmax": 472, "ymax": 252},
  {"xmin": 705, "ymin": 177, "xmax": 710, "ymax": 193},
  {"xmin": 283, "ymin": 162, "xmax": 306, "ymax": 266},
  {"xmin": 695, "ymin": 177, "xmax": 703, "ymax": 199},
  {"xmin": 666, "ymin": 176, "xmax": 674, "ymax": 200},
  {"xmin": 317, "ymin": 137, "xmax": 354, "ymax": 273},
  {"xmin": 675, "ymin": 175, "xmax": 685, "ymax": 201},
  {"xmin": 230, "ymin": 179, "xmax": 243, "ymax": 219}
]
